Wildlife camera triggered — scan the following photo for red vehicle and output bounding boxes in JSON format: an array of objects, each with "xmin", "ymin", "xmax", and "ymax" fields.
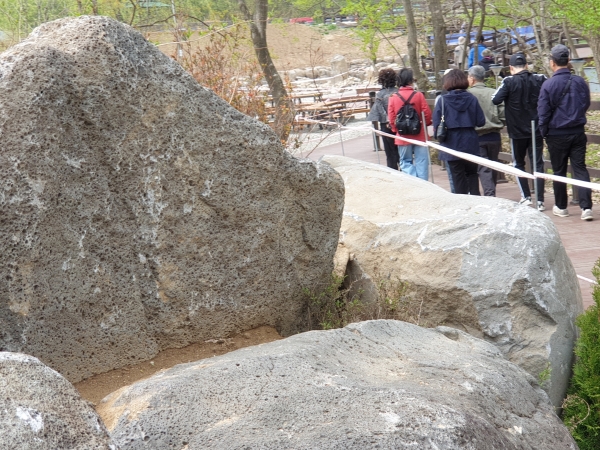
[{"xmin": 290, "ymin": 17, "xmax": 313, "ymax": 24}]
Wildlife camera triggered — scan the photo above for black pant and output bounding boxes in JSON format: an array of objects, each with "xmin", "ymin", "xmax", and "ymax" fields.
[
  {"xmin": 511, "ymin": 136, "xmax": 545, "ymax": 202},
  {"xmin": 478, "ymin": 141, "xmax": 501, "ymax": 196},
  {"xmin": 448, "ymin": 160, "xmax": 480, "ymax": 195},
  {"xmin": 546, "ymin": 132, "xmax": 592, "ymax": 210},
  {"xmin": 381, "ymin": 123, "xmax": 399, "ymax": 170}
]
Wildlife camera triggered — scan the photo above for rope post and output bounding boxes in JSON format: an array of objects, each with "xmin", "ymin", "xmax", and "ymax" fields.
[
  {"xmin": 422, "ymin": 110, "xmax": 433, "ymax": 183},
  {"xmin": 337, "ymin": 118, "xmax": 345, "ymax": 156},
  {"xmin": 371, "ymin": 128, "xmax": 381, "ymax": 165},
  {"xmin": 369, "ymin": 91, "xmax": 381, "ymax": 152},
  {"xmin": 531, "ymin": 120, "xmax": 538, "ymax": 206}
]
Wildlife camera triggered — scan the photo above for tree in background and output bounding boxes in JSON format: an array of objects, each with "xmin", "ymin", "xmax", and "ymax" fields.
[
  {"xmin": 554, "ymin": 0, "xmax": 600, "ymax": 80},
  {"xmin": 180, "ymin": 23, "xmax": 268, "ymax": 122},
  {"xmin": 342, "ymin": 0, "xmax": 404, "ymax": 65},
  {"xmin": 237, "ymin": 0, "xmax": 293, "ymax": 142},
  {"xmin": 402, "ymin": 0, "xmax": 428, "ymax": 89},
  {"xmin": 428, "ymin": 0, "xmax": 447, "ymax": 86}
]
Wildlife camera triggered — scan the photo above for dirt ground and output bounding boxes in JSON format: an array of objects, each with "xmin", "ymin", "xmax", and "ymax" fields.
[
  {"xmin": 146, "ymin": 23, "xmax": 408, "ymax": 70},
  {"xmin": 74, "ymin": 326, "xmax": 282, "ymax": 405}
]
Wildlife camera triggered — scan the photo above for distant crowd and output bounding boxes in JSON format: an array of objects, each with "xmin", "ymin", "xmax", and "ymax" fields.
[{"xmin": 367, "ymin": 44, "xmax": 594, "ymax": 221}]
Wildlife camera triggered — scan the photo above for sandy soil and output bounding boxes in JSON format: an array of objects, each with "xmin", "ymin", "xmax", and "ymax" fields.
[
  {"xmin": 74, "ymin": 326, "xmax": 282, "ymax": 405},
  {"xmin": 146, "ymin": 23, "xmax": 408, "ymax": 70}
]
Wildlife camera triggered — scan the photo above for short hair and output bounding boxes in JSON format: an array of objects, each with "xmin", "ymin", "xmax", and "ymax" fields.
[
  {"xmin": 550, "ymin": 55, "xmax": 569, "ymax": 67},
  {"xmin": 477, "ymin": 35, "xmax": 484, "ymax": 43},
  {"xmin": 482, "ymin": 49, "xmax": 492, "ymax": 57},
  {"xmin": 443, "ymin": 69, "xmax": 469, "ymax": 91},
  {"xmin": 377, "ymin": 68, "xmax": 397, "ymax": 88},
  {"xmin": 397, "ymin": 68, "xmax": 414, "ymax": 87},
  {"xmin": 468, "ymin": 65, "xmax": 486, "ymax": 82}
]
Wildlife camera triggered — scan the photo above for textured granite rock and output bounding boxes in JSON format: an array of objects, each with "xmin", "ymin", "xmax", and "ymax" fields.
[
  {"xmin": 323, "ymin": 155, "xmax": 583, "ymax": 408},
  {"xmin": 0, "ymin": 352, "xmax": 116, "ymax": 449},
  {"xmin": 330, "ymin": 54, "xmax": 348, "ymax": 75},
  {"xmin": 101, "ymin": 320, "xmax": 576, "ymax": 449},
  {"xmin": 0, "ymin": 16, "xmax": 344, "ymax": 382}
]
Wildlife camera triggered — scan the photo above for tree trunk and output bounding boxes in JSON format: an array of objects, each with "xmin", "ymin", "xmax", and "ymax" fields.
[
  {"xmin": 460, "ymin": 0, "xmax": 476, "ymax": 69},
  {"xmin": 588, "ymin": 33, "xmax": 600, "ymax": 85},
  {"xmin": 428, "ymin": 0, "xmax": 447, "ymax": 88},
  {"xmin": 402, "ymin": 0, "xmax": 429, "ymax": 90},
  {"xmin": 563, "ymin": 20, "xmax": 579, "ymax": 58},
  {"xmin": 238, "ymin": 0, "xmax": 293, "ymax": 142},
  {"xmin": 473, "ymin": 0, "xmax": 486, "ymax": 66}
]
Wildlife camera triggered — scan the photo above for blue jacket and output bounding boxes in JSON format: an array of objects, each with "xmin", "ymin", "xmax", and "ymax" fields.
[
  {"xmin": 433, "ymin": 90, "xmax": 486, "ymax": 161},
  {"xmin": 538, "ymin": 68, "xmax": 590, "ymax": 137},
  {"xmin": 468, "ymin": 44, "xmax": 486, "ymax": 68}
]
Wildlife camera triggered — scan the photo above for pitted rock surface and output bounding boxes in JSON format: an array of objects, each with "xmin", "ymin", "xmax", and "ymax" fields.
[
  {"xmin": 0, "ymin": 16, "xmax": 344, "ymax": 382},
  {"xmin": 0, "ymin": 352, "xmax": 116, "ymax": 449},
  {"xmin": 100, "ymin": 320, "xmax": 576, "ymax": 449},
  {"xmin": 324, "ymin": 155, "xmax": 583, "ymax": 408}
]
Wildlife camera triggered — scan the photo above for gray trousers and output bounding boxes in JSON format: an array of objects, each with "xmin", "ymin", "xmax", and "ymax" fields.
[{"xmin": 478, "ymin": 141, "xmax": 502, "ymax": 197}]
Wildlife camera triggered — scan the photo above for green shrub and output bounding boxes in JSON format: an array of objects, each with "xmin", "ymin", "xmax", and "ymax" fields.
[
  {"xmin": 304, "ymin": 272, "xmax": 426, "ymax": 331},
  {"xmin": 563, "ymin": 258, "xmax": 600, "ymax": 449}
]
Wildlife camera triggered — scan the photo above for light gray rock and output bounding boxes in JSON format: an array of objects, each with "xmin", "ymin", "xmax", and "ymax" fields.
[
  {"xmin": 323, "ymin": 156, "xmax": 583, "ymax": 408},
  {"xmin": 0, "ymin": 16, "xmax": 344, "ymax": 382},
  {"xmin": 348, "ymin": 69, "xmax": 365, "ymax": 80},
  {"xmin": 293, "ymin": 68, "xmax": 306, "ymax": 78},
  {"xmin": 383, "ymin": 55, "xmax": 395, "ymax": 63},
  {"xmin": 0, "ymin": 352, "xmax": 116, "ymax": 449},
  {"xmin": 318, "ymin": 68, "xmax": 332, "ymax": 78},
  {"xmin": 330, "ymin": 54, "xmax": 348, "ymax": 75},
  {"xmin": 101, "ymin": 320, "xmax": 576, "ymax": 449}
]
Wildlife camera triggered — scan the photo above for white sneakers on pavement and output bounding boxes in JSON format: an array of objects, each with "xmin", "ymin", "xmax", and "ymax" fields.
[
  {"xmin": 553, "ymin": 206, "xmax": 569, "ymax": 217},
  {"xmin": 537, "ymin": 202, "xmax": 545, "ymax": 212},
  {"xmin": 581, "ymin": 209, "xmax": 594, "ymax": 221},
  {"xmin": 519, "ymin": 197, "xmax": 532, "ymax": 206}
]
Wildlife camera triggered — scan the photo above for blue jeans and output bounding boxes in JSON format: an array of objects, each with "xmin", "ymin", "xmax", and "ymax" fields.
[{"xmin": 398, "ymin": 145, "xmax": 429, "ymax": 181}]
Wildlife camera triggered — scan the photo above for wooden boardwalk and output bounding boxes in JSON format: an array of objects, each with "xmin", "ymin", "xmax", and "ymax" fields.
[{"xmin": 306, "ymin": 134, "xmax": 600, "ymax": 309}]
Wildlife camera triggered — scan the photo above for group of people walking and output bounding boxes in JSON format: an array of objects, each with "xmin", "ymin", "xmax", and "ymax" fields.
[{"xmin": 367, "ymin": 44, "xmax": 594, "ymax": 221}]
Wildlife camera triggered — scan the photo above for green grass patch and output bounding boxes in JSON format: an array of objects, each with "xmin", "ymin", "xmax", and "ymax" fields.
[{"xmin": 562, "ymin": 259, "xmax": 600, "ymax": 449}]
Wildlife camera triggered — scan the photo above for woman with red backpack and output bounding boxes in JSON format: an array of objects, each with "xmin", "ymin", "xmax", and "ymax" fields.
[{"xmin": 388, "ymin": 68, "xmax": 432, "ymax": 181}]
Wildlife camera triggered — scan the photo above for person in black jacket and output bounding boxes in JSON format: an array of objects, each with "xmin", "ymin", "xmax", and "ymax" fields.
[
  {"xmin": 367, "ymin": 68, "xmax": 399, "ymax": 169},
  {"xmin": 538, "ymin": 44, "xmax": 593, "ymax": 221},
  {"xmin": 433, "ymin": 69, "xmax": 485, "ymax": 195},
  {"xmin": 492, "ymin": 53, "xmax": 547, "ymax": 210}
]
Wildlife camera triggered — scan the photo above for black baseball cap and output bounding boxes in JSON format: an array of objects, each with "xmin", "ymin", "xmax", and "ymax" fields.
[
  {"xmin": 509, "ymin": 53, "xmax": 527, "ymax": 66},
  {"xmin": 550, "ymin": 44, "xmax": 570, "ymax": 60}
]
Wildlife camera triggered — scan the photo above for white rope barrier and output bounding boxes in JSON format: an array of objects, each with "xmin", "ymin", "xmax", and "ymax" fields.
[
  {"xmin": 534, "ymin": 172, "xmax": 600, "ymax": 192},
  {"xmin": 298, "ymin": 116, "xmax": 600, "ymax": 191},
  {"xmin": 578, "ymin": 275, "xmax": 598, "ymax": 285}
]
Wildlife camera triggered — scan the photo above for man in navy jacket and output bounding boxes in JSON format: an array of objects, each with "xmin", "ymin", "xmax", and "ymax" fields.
[
  {"xmin": 538, "ymin": 44, "xmax": 593, "ymax": 221},
  {"xmin": 492, "ymin": 53, "xmax": 547, "ymax": 210}
]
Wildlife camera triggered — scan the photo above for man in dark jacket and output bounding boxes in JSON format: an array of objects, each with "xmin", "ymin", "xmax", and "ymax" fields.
[
  {"xmin": 538, "ymin": 44, "xmax": 593, "ymax": 221},
  {"xmin": 492, "ymin": 53, "xmax": 547, "ymax": 210}
]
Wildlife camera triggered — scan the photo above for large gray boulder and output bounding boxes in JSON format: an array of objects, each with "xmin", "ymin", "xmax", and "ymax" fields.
[
  {"xmin": 100, "ymin": 320, "xmax": 576, "ymax": 449},
  {"xmin": 323, "ymin": 155, "xmax": 583, "ymax": 408},
  {"xmin": 0, "ymin": 16, "xmax": 344, "ymax": 383},
  {"xmin": 0, "ymin": 352, "xmax": 116, "ymax": 449}
]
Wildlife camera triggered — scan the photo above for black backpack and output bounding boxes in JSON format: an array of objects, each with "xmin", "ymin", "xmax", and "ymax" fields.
[{"xmin": 395, "ymin": 91, "xmax": 421, "ymax": 135}]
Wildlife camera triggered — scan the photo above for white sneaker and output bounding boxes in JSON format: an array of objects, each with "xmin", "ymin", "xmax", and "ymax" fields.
[
  {"xmin": 553, "ymin": 206, "xmax": 569, "ymax": 217},
  {"xmin": 537, "ymin": 202, "xmax": 545, "ymax": 212},
  {"xmin": 519, "ymin": 197, "xmax": 532, "ymax": 206},
  {"xmin": 581, "ymin": 209, "xmax": 593, "ymax": 221}
]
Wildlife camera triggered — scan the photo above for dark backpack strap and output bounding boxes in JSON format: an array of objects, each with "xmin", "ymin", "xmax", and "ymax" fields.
[{"xmin": 396, "ymin": 91, "xmax": 417, "ymax": 105}]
